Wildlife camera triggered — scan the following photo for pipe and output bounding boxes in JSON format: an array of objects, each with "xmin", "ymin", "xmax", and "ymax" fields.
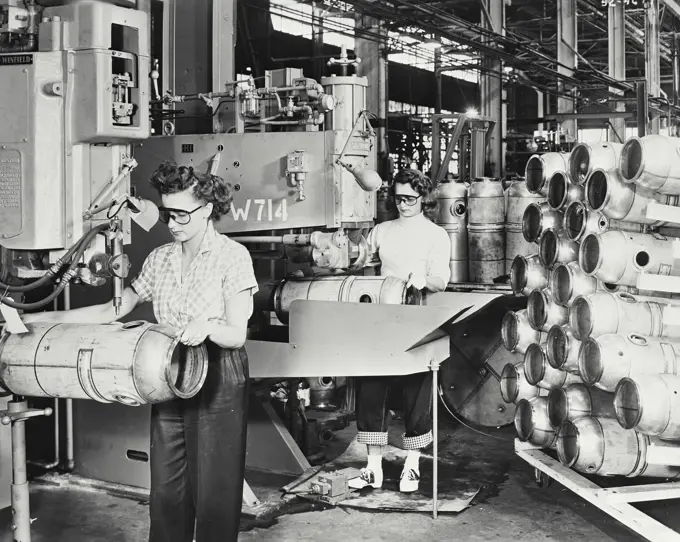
[
  {"xmin": 563, "ymin": 201, "xmax": 645, "ymax": 243},
  {"xmin": 557, "ymin": 417, "xmax": 680, "ymax": 478},
  {"xmin": 579, "ymin": 230, "xmax": 680, "ymax": 286},
  {"xmin": 569, "ymin": 291, "xmax": 680, "ymax": 340},
  {"xmin": 546, "ymin": 324, "xmax": 581, "ymax": 373},
  {"xmin": 501, "ymin": 309, "xmax": 544, "ymax": 355},
  {"xmin": 538, "ymin": 228, "xmax": 578, "ymax": 268},
  {"xmin": 514, "ymin": 397, "xmax": 556, "ymax": 448},
  {"xmin": 0, "ymin": 322, "xmax": 210, "ymax": 405},
  {"xmin": 64, "ymin": 285, "xmax": 74, "ymax": 471},
  {"xmin": 585, "ymin": 167, "xmax": 672, "ymax": 224},
  {"xmin": 620, "ymin": 135, "xmax": 680, "ymax": 195},
  {"xmin": 568, "ymin": 142, "xmax": 623, "ymax": 186},
  {"xmin": 527, "ymin": 288, "xmax": 569, "ymax": 332},
  {"xmin": 230, "ymin": 234, "xmax": 313, "ymax": 245},
  {"xmin": 510, "ymin": 254, "xmax": 549, "ymax": 296},
  {"xmin": 500, "ymin": 362, "xmax": 545, "ymax": 404},
  {"xmin": 615, "ymin": 373, "xmax": 680, "ymax": 439},
  {"xmin": 522, "ymin": 202, "xmax": 564, "ymax": 244},
  {"xmin": 525, "ymin": 152, "xmax": 570, "ymax": 196},
  {"xmin": 547, "ymin": 171, "xmax": 584, "ymax": 211},
  {"xmin": 524, "ymin": 342, "xmax": 581, "ymax": 389},
  {"xmin": 550, "ymin": 262, "xmax": 598, "ymax": 307},
  {"xmin": 580, "ymin": 333, "xmax": 680, "ymax": 392},
  {"xmin": 547, "ymin": 384, "xmax": 615, "ymax": 427}
]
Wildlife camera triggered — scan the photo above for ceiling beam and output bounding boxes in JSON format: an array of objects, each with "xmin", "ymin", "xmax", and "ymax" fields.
[{"xmin": 663, "ymin": 0, "xmax": 680, "ymax": 19}]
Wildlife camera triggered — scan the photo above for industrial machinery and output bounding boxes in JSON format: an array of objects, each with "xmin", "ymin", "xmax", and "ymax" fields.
[{"xmin": 0, "ymin": 0, "xmax": 514, "ymax": 536}]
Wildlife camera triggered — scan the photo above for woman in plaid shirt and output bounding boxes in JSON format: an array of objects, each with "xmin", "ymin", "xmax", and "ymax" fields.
[{"xmin": 24, "ymin": 162, "xmax": 258, "ymax": 542}]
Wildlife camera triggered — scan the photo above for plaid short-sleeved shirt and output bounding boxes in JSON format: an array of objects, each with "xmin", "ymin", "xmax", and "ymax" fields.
[{"xmin": 131, "ymin": 222, "xmax": 258, "ymax": 328}]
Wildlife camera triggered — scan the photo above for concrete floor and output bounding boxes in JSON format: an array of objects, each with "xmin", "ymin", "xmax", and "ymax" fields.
[{"xmin": 0, "ymin": 417, "xmax": 673, "ymax": 542}]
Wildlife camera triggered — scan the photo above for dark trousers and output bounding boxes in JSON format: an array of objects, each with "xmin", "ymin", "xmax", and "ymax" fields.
[
  {"xmin": 148, "ymin": 344, "xmax": 250, "ymax": 542},
  {"xmin": 356, "ymin": 372, "xmax": 433, "ymax": 446}
]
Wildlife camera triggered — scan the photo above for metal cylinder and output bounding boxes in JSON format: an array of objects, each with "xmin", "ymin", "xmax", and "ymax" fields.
[
  {"xmin": 308, "ymin": 376, "xmax": 337, "ymax": 410},
  {"xmin": 569, "ymin": 291, "xmax": 680, "ymax": 341},
  {"xmin": 525, "ymin": 152, "xmax": 570, "ymax": 196},
  {"xmin": 467, "ymin": 225, "xmax": 505, "ymax": 283},
  {"xmin": 467, "ymin": 178, "xmax": 506, "ymax": 282},
  {"xmin": 321, "ymin": 75, "xmax": 367, "ymax": 131},
  {"xmin": 585, "ymin": 167, "xmax": 670, "ymax": 225},
  {"xmin": 502, "ymin": 309, "xmax": 543, "ymax": 355},
  {"xmin": 579, "ymin": 230, "xmax": 680, "ymax": 287},
  {"xmin": 547, "ymin": 171, "xmax": 584, "ymax": 211},
  {"xmin": 505, "ymin": 225, "xmax": 535, "ymax": 275},
  {"xmin": 514, "ymin": 397, "xmax": 556, "ymax": 448},
  {"xmin": 524, "ymin": 342, "xmax": 580, "ymax": 389},
  {"xmin": 557, "ymin": 417, "xmax": 680, "ymax": 478},
  {"xmin": 500, "ymin": 362, "xmax": 544, "ymax": 404},
  {"xmin": 615, "ymin": 373, "xmax": 680, "ymax": 439},
  {"xmin": 435, "ymin": 181, "xmax": 468, "ymax": 282},
  {"xmin": 550, "ymin": 261, "xmax": 598, "ymax": 307},
  {"xmin": 510, "ymin": 254, "xmax": 549, "ymax": 296},
  {"xmin": 620, "ymin": 135, "xmax": 680, "ymax": 195},
  {"xmin": 547, "ymin": 384, "xmax": 615, "ymax": 428},
  {"xmin": 546, "ymin": 324, "xmax": 581, "ymax": 373},
  {"xmin": 272, "ymin": 275, "xmax": 421, "ymax": 324},
  {"xmin": 538, "ymin": 228, "xmax": 578, "ymax": 267},
  {"xmin": 580, "ymin": 333, "xmax": 680, "ymax": 392},
  {"xmin": 522, "ymin": 202, "xmax": 564, "ymax": 243},
  {"xmin": 569, "ymin": 142, "xmax": 623, "ymax": 186},
  {"xmin": 527, "ymin": 288, "xmax": 569, "ymax": 331},
  {"xmin": 506, "ymin": 180, "xmax": 545, "ymax": 225},
  {"xmin": 0, "ymin": 322, "xmax": 209, "ymax": 405}
]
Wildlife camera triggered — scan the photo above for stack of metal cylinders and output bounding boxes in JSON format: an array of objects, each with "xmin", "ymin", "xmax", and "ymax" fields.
[
  {"xmin": 500, "ymin": 137, "xmax": 680, "ymax": 479},
  {"xmin": 468, "ymin": 177, "xmax": 506, "ymax": 282}
]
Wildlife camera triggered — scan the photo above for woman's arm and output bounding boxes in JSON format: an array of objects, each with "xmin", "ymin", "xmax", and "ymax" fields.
[
  {"xmin": 206, "ymin": 290, "xmax": 253, "ymax": 349},
  {"xmin": 22, "ymin": 287, "xmax": 145, "ymax": 325}
]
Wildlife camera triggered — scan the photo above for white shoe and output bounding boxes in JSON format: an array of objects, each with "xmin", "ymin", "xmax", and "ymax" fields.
[
  {"xmin": 348, "ymin": 467, "xmax": 383, "ymax": 489},
  {"xmin": 399, "ymin": 468, "xmax": 420, "ymax": 493}
]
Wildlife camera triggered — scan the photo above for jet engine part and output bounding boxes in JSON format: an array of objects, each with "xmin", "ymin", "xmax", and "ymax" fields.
[
  {"xmin": 550, "ymin": 261, "xmax": 598, "ymax": 307},
  {"xmin": 0, "ymin": 321, "xmax": 208, "ymax": 405},
  {"xmin": 514, "ymin": 396, "xmax": 556, "ymax": 448},
  {"xmin": 525, "ymin": 152, "xmax": 570, "ymax": 196},
  {"xmin": 510, "ymin": 254, "xmax": 549, "ymax": 296},
  {"xmin": 538, "ymin": 228, "xmax": 578, "ymax": 267},
  {"xmin": 500, "ymin": 362, "xmax": 544, "ymax": 404},
  {"xmin": 620, "ymin": 135, "xmax": 680, "ymax": 195},
  {"xmin": 547, "ymin": 384, "xmax": 615, "ymax": 427},
  {"xmin": 568, "ymin": 142, "xmax": 623, "ymax": 186},
  {"xmin": 527, "ymin": 288, "xmax": 569, "ymax": 332},
  {"xmin": 547, "ymin": 171, "xmax": 584, "ymax": 211},
  {"xmin": 546, "ymin": 324, "xmax": 581, "ymax": 373},
  {"xmin": 524, "ymin": 342, "xmax": 580, "ymax": 389},
  {"xmin": 501, "ymin": 309, "xmax": 544, "ymax": 355},
  {"xmin": 522, "ymin": 202, "xmax": 563, "ymax": 244}
]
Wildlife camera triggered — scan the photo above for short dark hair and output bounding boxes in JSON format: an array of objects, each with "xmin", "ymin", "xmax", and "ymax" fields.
[
  {"xmin": 149, "ymin": 161, "xmax": 233, "ymax": 221},
  {"xmin": 391, "ymin": 168, "xmax": 438, "ymax": 221}
]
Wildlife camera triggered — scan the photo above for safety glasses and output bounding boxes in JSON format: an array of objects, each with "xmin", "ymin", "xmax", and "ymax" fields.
[
  {"xmin": 158, "ymin": 204, "xmax": 205, "ymax": 225},
  {"xmin": 394, "ymin": 194, "xmax": 421, "ymax": 206}
]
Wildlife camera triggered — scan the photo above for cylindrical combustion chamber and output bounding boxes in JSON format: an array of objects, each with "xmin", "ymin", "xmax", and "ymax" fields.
[
  {"xmin": 514, "ymin": 396, "xmax": 556, "ymax": 448},
  {"xmin": 620, "ymin": 135, "xmax": 680, "ymax": 195},
  {"xmin": 522, "ymin": 202, "xmax": 563, "ymax": 243},
  {"xmin": 585, "ymin": 167, "xmax": 676, "ymax": 225},
  {"xmin": 272, "ymin": 275, "xmax": 421, "ymax": 324},
  {"xmin": 547, "ymin": 384, "xmax": 615, "ymax": 427},
  {"xmin": 0, "ymin": 322, "xmax": 209, "ymax": 405},
  {"xmin": 546, "ymin": 324, "xmax": 581, "ymax": 373},
  {"xmin": 579, "ymin": 333, "xmax": 680, "ymax": 392},
  {"xmin": 524, "ymin": 342, "xmax": 581, "ymax": 389},
  {"xmin": 570, "ymin": 291, "xmax": 680, "ymax": 340},
  {"xmin": 547, "ymin": 171, "xmax": 584, "ymax": 211},
  {"xmin": 510, "ymin": 254, "xmax": 549, "ymax": 296},
  {"xmin": 569, "ymin": 141, "xmax": 623, "ymax": 186},
  {"xmin": 563, "ymin": 201, "xmax": 644, "ymax": 243},
  {"xmin": 557, "ymin": 417, "xmax": 680, "ymax": 478},
  {"xmin": 525, "ymin": 152, "xmax": 570, "ymax": 196},
  {"xmin": 550, "ymin": 262, "xmax": 598, "ymax": 307},
  {"xmin": 615, "ymin": 373, "xmax": 680, "ymax": 440},
  {"xmin": 500, "ymin": 362, "xmax": 546, "ymax": 404},
  {"xmin": 527, "ymin": 288, "xmax": 569, "ymax": 332},
  {"xmin": 580, "ymin": 230, "xmax": 680, "ymax": 287},
  {"xmin": 538, "ymin": 228, "xmax": 578, "ymax": 267},
  {"xmin": 501, "ymin": 309, "xmax": 545, "ymax": 355}
]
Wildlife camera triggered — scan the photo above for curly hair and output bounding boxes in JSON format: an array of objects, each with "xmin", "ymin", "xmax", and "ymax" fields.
[
  {"xmin": 149, "ymin": 161, "xmax": 233, "ymax": 221},
  {"xmin": 390, "ymin": 168, "xmax": 438, "ymax": 221}
]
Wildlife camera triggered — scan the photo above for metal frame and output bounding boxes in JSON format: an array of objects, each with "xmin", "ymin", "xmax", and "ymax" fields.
[{"xmin": 515, "ymin": 440, "xmax": 680, "ymax": 542}]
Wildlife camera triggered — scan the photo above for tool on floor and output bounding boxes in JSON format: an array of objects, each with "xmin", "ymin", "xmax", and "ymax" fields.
[{"xmin": 286, "ymin": 467, "xmax": 361, "ymax": 506}]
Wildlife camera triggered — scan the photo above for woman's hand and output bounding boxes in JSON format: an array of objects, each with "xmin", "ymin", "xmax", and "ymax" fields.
[{"xmin": 176, "ymin": 321, "xmax": 211, "ymax": 346}]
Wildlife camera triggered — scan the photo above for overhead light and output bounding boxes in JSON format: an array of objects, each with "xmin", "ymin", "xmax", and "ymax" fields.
[
  {"xmin": 422, "ymin": 39, "xmax": 441, "ymax": 50},
  {"xmin": 466, "ymin": 108, "xmax": 479, "ymax": 117}
]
